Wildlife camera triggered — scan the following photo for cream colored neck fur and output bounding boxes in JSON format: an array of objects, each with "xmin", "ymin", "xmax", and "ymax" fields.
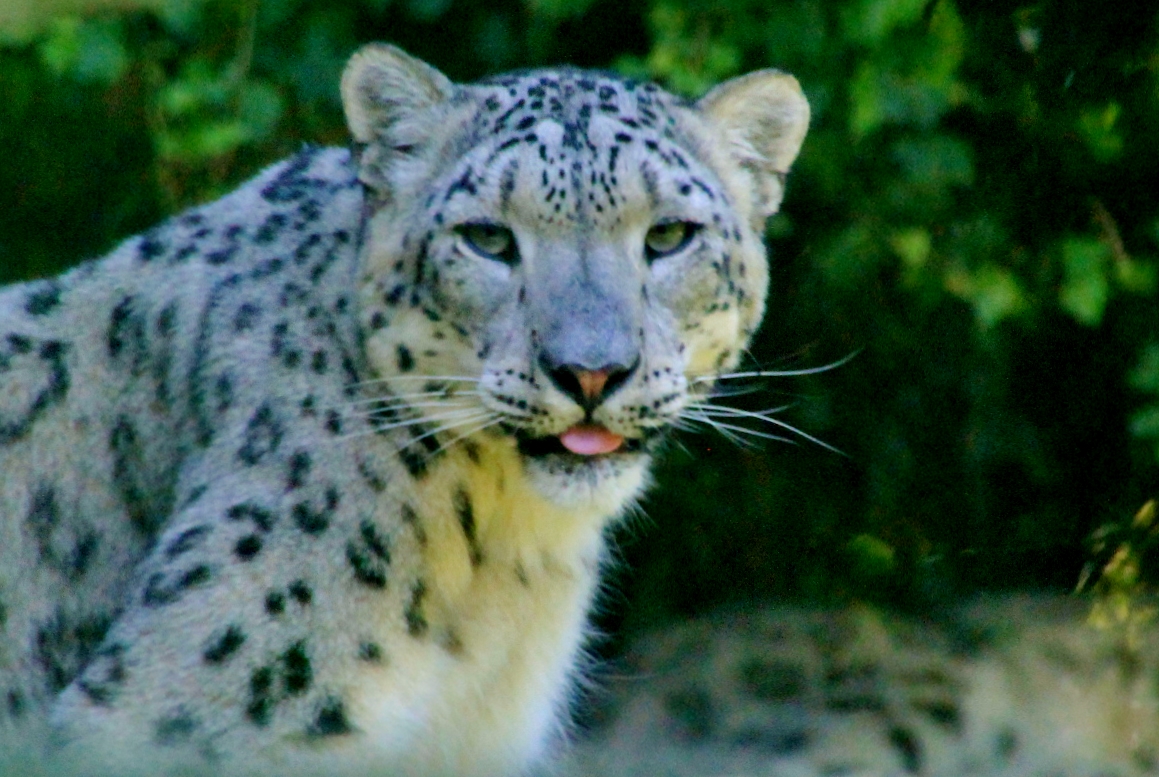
[{"xmin": 347, "ymin": 434, "xmax": 633, "ymax": 776}]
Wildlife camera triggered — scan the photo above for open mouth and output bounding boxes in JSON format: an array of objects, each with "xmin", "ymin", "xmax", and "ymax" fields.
[{"xmin": 516, "ymin": 424, "xmax": 644, "ymax": 459}]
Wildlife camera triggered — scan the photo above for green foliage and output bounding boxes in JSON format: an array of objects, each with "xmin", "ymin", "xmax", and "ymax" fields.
[
  {"xmin": 616, "ymin": 3, "xmax": 743, "ymax": 96},
  {"xmin": 155, "ymin": 60, "xmax": 284, "ymax": 162},
  {"xmin": 1059, "ymin": 237, "xmax": 1111, "ymax": 326},
  {"xmin": 1, "ymin": 0, "xmax": 1158, "ymax": 627},
  {"xmin": 1083, "ymin": 500, "xmax": 1159, "ymax": 647},
  {"xmin": 1131, "ymin": 344, "xmax": 1159, "ymax": 463},
  {"xmin": 38, "ymin": 16, "xmax": 129, "ymax": 84}
]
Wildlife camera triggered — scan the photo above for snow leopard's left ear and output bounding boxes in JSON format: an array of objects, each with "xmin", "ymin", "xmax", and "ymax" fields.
[
  {"xmin": 697, "ymin": 70, "xmax": 810, "ymax": 221},
  {"xmin": 341, "ymin": 44, "xmax": 455, "ymax": 194}
]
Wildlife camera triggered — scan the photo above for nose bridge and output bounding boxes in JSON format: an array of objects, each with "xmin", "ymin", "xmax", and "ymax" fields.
[{"xmin": 530, "ymin": 243, "xmax": 641, "ymax": 373}]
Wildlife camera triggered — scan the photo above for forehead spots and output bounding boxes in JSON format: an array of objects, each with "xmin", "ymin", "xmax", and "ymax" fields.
[
  {"xmin": 427, "ymin": 70, "xmax": 737, "ymax": 241},
  {"xmin": 473, "ymin": 72, "xmax": 674, "ymax": 157}
]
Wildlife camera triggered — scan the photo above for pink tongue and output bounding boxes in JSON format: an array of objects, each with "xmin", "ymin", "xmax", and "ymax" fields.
[{"xmin": 559, "ymin": 425, "xmax": 624, "ymax": 456}]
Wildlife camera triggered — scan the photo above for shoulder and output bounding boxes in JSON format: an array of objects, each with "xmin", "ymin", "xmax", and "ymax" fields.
[{"xmin": 118, "ymin": 146, "xmax": 361, "ymax": 269}]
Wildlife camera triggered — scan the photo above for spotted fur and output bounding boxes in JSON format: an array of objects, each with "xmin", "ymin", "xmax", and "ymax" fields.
[
  {"xmin": 569, "ymin": 596, "xmax": 1159, "ymax": 777},
  {"xmin": 0, "ymin": 45, "xmax": 808, "ymax": 776}
]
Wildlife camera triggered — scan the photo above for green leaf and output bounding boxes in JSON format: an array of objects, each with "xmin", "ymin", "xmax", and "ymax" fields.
[
  {"xmin": 1130, "ymin": 406, "xmax": 1159, "ymax": 440},
  {"xmin": 945, "ymin": 263, "xmax": 1025, "ymax": 329},
  {"xmin": 1115, "ymin": 257, "xmax": 1158, "ymax": 294},
  {"xmin": 406, "ymin": 0, "xmax": 453, "ymax": 21},
  {"xmin": 158, "ymin": 60, "xmax": 231, "ymax": 118},
  {"xmin": 38, "ymin": 17, "xmax": 128, "ymax": 85},
  {"xmin": 613, "ymin": 54, "xmax": 651, "ymax": 82},
  {"xmin": 922, "ymin": 0, "xmax": 965, "ymax": 83},
  {"xmin": 849, "ymin": 61, "xmax": 885, "ymax": 137},
  {"xmin": 1059, "ymin": 237, "xmax": 1110, "ymax": 326},
  {"xmin": 817, "ymin": 223, "xmax": 881, "ymax": 288},
  {"xmin": 237, "ymin": 80, "xmax": 284, "ymax": 141},
  {"xmin": 157, "ymin": 0, "xmax": 209, "ymax": 36},
  {"xmin": 842, "ymin": 0, "xmax": 930, "ymax": 46},
  {"xmin": 847, "ymin": 534, "xmax": 897, "ymax": 577},
  {"xmin": 279, "ymin": 7, "xmax": 355, "ymax": 105},
  {"xmin": 631, "ymin": 3, "xmax": 742, "ymax": 97},
  {"xmin": 893, "ymin": 135, "xmax": 974, "ymax": 187},
  {"xmin": 158, "ymin": 120, "xmax": 251, "ymax": 162},
  {"xmin": 764, "ymin": 1, "xmax": 827, "ymax": 61},
  {"xmin": 524, "ymin": 0, "xmax": 597, "ymax": 20},
  {"xmin": 850, "ymin": 64, "xmax": 965, "ymax": 138},
  {"xmin": 1129, "ymin": 344, "xmax": 1159, "ymax": 393},
  {"xmin": 890, "ymin": 227, "xmax": 931, "ymax": 269},
  {"xmin": 1077, "ymin": 103, "xmax": 1123, "ymax": 163}
]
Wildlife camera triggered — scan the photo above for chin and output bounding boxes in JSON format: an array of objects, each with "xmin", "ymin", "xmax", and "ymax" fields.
[{"xmin": 522, "ymin": 449, "xmax": 653, "ymax": 513}]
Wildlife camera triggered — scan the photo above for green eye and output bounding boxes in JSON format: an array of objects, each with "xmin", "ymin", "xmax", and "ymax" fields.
[
  {"xmin": 459, "ymin": 223, "xmax": 517, "ymax": 265},
  {"xmin": 645, "ymin": 221, "xmax": 699, "ymax": 261}
]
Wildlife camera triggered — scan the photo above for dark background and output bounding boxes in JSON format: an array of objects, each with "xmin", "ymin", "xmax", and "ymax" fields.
[{"xmin": 1, "ymin": 0, "xmax": 1157, "ymax": 643}]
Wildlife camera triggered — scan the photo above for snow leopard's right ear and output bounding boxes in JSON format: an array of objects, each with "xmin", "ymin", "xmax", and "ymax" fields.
[{"xmin": 341, "ymin": 44, "xmax": 455, "ymax": 194}]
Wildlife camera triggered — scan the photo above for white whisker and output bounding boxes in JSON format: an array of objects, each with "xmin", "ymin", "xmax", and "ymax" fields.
[
  {"xmin": 681, "ymin": 411, "xmax": 762, "ymax": 448},
  {"xmin": 355, "ymin": 399, "xmax": 479, "ymax": 413},
  {"xmin": 371, "ymin": 409, "xmax": 488, "ymax": 433},
  {"xmin": 404, "ymin": 413, "xmax": 493, "ymax": 447},
  {"xmin": 685, "ymin": 403, "xmax": 845, "ymax": 456},
  {"xmin": 686, "ymin": 402, "xmax": 795, "ymax": 419},
  {"xmin": 349, "ymin": 388, "xmax": 484, "ymax": 401},
  {"xmin": 681, "ymin": 412, "xmax": 791, "ymax": 447},
  {"xmin": 742, "ymin": 414, "xmax": 845, "ymax": 456},
  {"xmin": 320, "ymin": 394, "xmax": 482, "ymax": 416},
  {"xmin": 396, "ymin": 389, "xmax": 483, "ymax": 400},
  {"xmin": 701, "ymin": 383, "xmax": 764, "ymax": 399},
  {"xmin": 436, "ymin": 417, "xmax": 505, "ymax": 454},
  {"xmin": 327, "ymin": 409, "xmax": 491, "ymax": 446},
  {"xmin": 363, "ymin": 374, "xmax": 481, "ymax": 384},
  {"xmin": 343, "ymin": 374, "xmax": 482, "ymax": 391},
  {"xmin": 329, "ymin": 409, "xmax": 485, "ymax": 441},
  {"xmin": 691, "ymin": 351, "xmax": 859, "ymax": 383}
]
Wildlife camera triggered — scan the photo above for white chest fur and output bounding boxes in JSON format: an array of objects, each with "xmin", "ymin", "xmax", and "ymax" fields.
[{"xmin": 348, "ymin": 438, "xmax": 631, "ymax": 777}]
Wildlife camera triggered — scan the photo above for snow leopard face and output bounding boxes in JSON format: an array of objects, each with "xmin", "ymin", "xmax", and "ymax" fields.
[{"xmin": 344, "ymin": 46, "xmax": 809, "ymax": 506}]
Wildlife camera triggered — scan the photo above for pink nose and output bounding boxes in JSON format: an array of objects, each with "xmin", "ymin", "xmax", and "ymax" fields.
[
  {"xmin": 540, "ymin": 356, "xmax": 639, "ymax": 411},
  {"xmin": 574, "ymin": 369, "xmax": 610, "ymax": 401}
]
